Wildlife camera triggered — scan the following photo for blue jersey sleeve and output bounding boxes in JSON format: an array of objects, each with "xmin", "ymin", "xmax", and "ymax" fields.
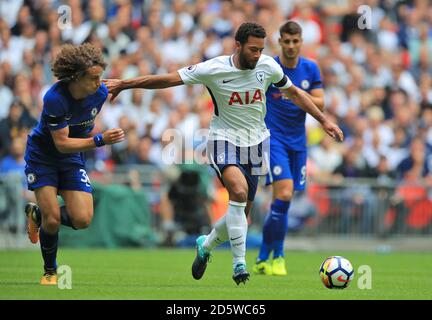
[
  {"xmin": 100, "ymin": 82, "xmax": 109, "ymax": 100},
  {"xmin": 42, "ymin": 91, "xmax": 69, "ymax": 131},
  {"xmin": 310, "ymin": 62, "xmax": 323, "ymax": 90}
]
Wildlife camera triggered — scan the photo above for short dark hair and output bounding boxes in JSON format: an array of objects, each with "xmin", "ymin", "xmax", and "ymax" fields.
[
  {"xmin": 235, "ymin": 22, "xmax": 266, "ymax": 44},
  {"xmin": 279, "ymin": 21, "xmax": 302, "ymax": 37},
  {"xmin": 51, "ymin": 43, "xmax": 107, "ymax": 82}
]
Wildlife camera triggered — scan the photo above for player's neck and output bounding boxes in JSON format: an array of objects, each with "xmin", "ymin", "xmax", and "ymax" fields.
[
  {"xmin": 232, "ymin": 53, "xmax": 246, "ymax": 70},
  {"xmin": 67, "ymin": 82, "xmax": 87, "ymax": 100},
  {"xmin": 280, "ymin": 55, "xmax": 299, "ymax": 69}
]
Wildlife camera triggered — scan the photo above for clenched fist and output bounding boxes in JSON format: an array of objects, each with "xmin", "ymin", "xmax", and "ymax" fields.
[{"xmin": 102, "ymin": 128, "xmax": 125, "ymax": 145}]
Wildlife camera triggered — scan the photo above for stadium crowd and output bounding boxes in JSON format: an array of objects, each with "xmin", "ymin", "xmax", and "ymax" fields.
[{"xmin": 0, "ymin": 0, "xmax": 431, "ymax": 237}]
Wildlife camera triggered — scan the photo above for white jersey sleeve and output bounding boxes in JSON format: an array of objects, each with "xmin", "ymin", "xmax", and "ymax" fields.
[
  {"xmin": 177, "ymin": 61, "xmax": 213, "ymax": 86},
  {"xmin": 268, "ymin": 58, "xmax": 293, "ymax": 89}
]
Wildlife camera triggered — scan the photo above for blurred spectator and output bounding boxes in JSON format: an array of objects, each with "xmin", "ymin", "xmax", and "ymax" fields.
[
  {"xmin": 1, "ymin": 0, "xmax": 431, "ymax": 238},
  {"xmin": 0, "ymin": 99, "xmax": 36, "ymax": 157},
  {"xmin": 397, "ymin": 137, "xmax": 431, "ymax": 181},
  {"xmin": 160, "ymin": 165, "xmax": 212, "ymax": 246},
  {"xmin": 340, "ymin": 0, "xmax": 369, "ymax": 42},
  {"xmin": 0, "ymin": 0, "xmax": 24, "ymax": 28},
  {"xmin": 0, "ymin": 136, "xmax": 26, "ymax": 174},
  {"xmin": 333, "ymin": 140, "xmax": 374, "ymax": 179},
  {"xmin": 0, "ymin": 25, "xmax": 25, "ymax": 73},
  {"xmin": 370, "ymin": 155, "xmax": 397, "ymax": 183},
  {"xmin": 0, "ymin": 66, "xmax": 14, "ymax": 120},
  {"xmin": 389, "ymin": 55, "xmax": 420, "ymax": 102},
  {"xmin": 309, "ymin": 134, "xmax": 343, "ymax": 178}
]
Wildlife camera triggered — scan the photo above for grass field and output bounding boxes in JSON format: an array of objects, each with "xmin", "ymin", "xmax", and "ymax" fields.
[{"xmin": 1, "ymin": 248, "xmax": 431, "ymax": 300}]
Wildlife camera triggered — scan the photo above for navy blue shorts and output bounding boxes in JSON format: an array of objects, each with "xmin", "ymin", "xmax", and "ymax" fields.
[
  {"xmin": 265, "ymin": 137, "xmax": 307, "ymax": 190},
  {"xmin": 207, "ymin": 139, "xmax": 269, "ymax": 201},
  {"xmin": 24, "ymin": 160, "xmax": 92, "ymax": 193}
]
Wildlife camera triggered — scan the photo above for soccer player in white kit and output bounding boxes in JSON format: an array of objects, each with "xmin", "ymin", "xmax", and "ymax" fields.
[{"xmin": 104, "ymin": 22, "xmax": 343, "ymax": 285}]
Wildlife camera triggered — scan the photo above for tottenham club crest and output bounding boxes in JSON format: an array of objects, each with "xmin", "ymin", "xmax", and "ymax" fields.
[
  {"xmin": 256, "ymin": 71, "xmax": 265, "ymax": 84},
  {"xmin": 27, "ymin": 173, "xmax": 36, "ymax": 184},
  {"xmin": 217, "ymin": 152, "xmax": 225, "ymax": 164},
  {"xmin": 301, "ymin": 80, "xmax": 310, "ymax": 90},
  {"xmin": 91, "ymin": 108, "xmax": 98, "ymax": 117}
]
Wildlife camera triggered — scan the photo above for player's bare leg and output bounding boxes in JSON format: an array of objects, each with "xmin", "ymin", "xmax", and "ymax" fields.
[{"xmin": 59, "ymin": 190, "xmax": 94, "ymax": 230}]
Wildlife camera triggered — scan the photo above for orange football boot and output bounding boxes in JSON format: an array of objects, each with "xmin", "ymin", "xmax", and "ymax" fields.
[
  {"xmin": 25, "ymin": 202, "xmax": 40, "ymax": 244},
  {"xmin": 40, "ymin": 271, "xmax": 57, "ymax": 286}
]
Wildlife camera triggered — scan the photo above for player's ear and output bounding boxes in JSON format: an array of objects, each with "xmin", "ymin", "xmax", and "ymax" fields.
[{"xmin": 235, "ymin": 41, "xmax": 241, "ymax": 53}]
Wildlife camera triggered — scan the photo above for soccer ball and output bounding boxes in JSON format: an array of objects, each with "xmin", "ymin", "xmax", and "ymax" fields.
[{"xmin": 319, "ymin": 256, "xmax": 354, "ymax": 289}]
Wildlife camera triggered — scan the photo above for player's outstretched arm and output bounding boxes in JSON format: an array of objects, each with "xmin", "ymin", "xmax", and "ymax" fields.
[
  {"xmin": 284, "ymin": 85, "xmax": 344, "ymax": 142},
  {"xmin": 103, "ymin": 72, "xmax": 184, "ymax": 103},
  {"xmin": 303, "ymin": 88, "xmax": 324, "ymax": 111},
  {"xmin": 51, "ymin": 126, "xmax": 125, "ymax": 153}
]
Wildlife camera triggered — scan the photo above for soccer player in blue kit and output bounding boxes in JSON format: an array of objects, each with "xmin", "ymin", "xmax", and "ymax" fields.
[
  {"xmin": 24, "ymin": 43, "xmax": 125, "ymax": 285},
  {"xmin": 253, "ymin": 21, "xmax": 326, "ymax": 276}
]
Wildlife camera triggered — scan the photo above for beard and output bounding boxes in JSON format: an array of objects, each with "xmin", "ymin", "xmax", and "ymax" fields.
[{"xmin": 239, "ymin": 51, "xmax": 257, "ymax": 70}]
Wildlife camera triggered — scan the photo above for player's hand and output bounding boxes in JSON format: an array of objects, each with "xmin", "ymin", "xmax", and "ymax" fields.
[
  {"xmin": 102, "ymin": 79, "xmax": 123, "ymax": 103},
  {"xmin": 322, "ymin": 120, "xmax": 344, "ymax": 142},
  {"xmin": 102, "ymin": 128, "xmax": 125, "ymax": 145}
]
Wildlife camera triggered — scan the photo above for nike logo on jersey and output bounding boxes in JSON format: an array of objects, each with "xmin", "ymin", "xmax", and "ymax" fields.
[
  {"xmin": 222, "ymin": 79, "xmax": 235, "ymax": 83},
  {"xmin": 230, "ymin": 236, "xmax": 242, "ymax": 241}
]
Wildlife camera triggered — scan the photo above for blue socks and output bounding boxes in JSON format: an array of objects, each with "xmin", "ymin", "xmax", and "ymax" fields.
[
  {"xmin": 37, "ymin": 206, "xmax": 76, "ymax": 273},
  {"xmin": 60, "ymin": 206, "xmax": 76, "ymax": 229},
  {"xmin": 39, "ymin": 227, "xmax": 58, "ymax": 272},
  {"xmin": 258, "ymin": 199, "xmax": 290, "ymax": 261},
  {"xmin": 258, "ymin": 213, "xmax": 274, "ymax": 261}
]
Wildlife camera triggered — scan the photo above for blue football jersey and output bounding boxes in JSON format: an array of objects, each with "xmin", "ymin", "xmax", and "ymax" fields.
[
  {"xmin": 265, "ymin": 56, "xmax": 322, "ymax": 150},
  {"xmin": 25, "ymin": 81, "xmax": 108, "ymax": 166}
]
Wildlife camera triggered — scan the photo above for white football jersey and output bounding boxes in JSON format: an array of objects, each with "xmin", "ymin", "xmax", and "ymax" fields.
[{"xmin": 178, "ymin": 54, "xmax": 292, "ymax": 147}]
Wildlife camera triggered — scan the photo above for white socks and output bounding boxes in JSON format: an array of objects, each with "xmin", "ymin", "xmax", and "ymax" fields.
[
  {"xmin": 203, "ymin": 215, "xmax": 228, "ymax": 251},
  {"xmin": 226, "ymin": 200, "xmax": 248, "ymax": 267},
  {"xmin": 203, "ymin": 200, "xmax": 248, "ymax": 268}
]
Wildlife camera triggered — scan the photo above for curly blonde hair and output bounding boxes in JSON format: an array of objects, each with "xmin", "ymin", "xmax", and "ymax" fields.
[{"xmin": 51, "ymin": 43, "xmax": 107, "ymax": 81}]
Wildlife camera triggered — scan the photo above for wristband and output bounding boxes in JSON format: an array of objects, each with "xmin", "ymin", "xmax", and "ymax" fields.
[{"xmin": 93, "ymin": 133, "xmax": 105, "ymax": 147}]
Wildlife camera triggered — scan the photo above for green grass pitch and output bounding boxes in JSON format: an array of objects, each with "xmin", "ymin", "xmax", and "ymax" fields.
[{"xmin": 0, "ymin": 249, "xmax": 431, "ymax": 300}]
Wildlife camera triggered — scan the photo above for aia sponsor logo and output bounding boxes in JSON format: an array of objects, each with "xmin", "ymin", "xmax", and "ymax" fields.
[{"xmin": 228, "ymin": 89, "xmax": 263, "ymax": 106}]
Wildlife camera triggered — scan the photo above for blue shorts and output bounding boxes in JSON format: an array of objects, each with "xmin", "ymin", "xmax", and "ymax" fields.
[
  {"xmin": 24, "ymin": 160, "xmax": 92, "ymax": 193},
  {"xmin": 207, "ymin": 139, "xmax": 269, "ymax": 202},
  {"xmin": 265, "ymin": 138, "xmax": 307, "ymax": 190}
]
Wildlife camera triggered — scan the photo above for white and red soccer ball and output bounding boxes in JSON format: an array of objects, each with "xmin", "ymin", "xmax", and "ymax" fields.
[{"xmin": 319, "ymin": 256, "xmax": 354, "ymax": 289}]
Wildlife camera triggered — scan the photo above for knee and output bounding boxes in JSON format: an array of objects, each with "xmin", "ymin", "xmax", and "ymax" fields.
[
  {"xmin": 72, "ymin": 210, "xmax": 93, "ymax": 229},
  {"xmin": 42, "ymin": 212, "xmax": 61, "ymax": 233},
  {"xmin": 276, "ymin": 188, "xmax": 293, "ymax": 202},
  {"xmin": 229, "ymin": 184, "xmax": 248, "ymax": 203}
]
